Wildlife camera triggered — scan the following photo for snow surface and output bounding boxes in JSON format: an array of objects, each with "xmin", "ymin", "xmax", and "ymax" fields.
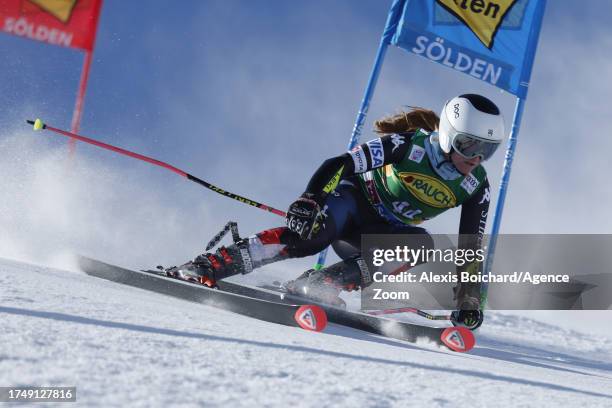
[{"xmin": 1, "ymin": 257, "xmax": 611, "ymax": 408}]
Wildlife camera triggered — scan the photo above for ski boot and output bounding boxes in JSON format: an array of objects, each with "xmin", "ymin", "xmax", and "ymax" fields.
[
  {"xmin": 165, "ymin": 245, "xmax": 249, "ymax": 287},
  {"xmin": 284, "ymin": 256, "xmax": 370, "ymax": 308},
  {"xmin": 166, "ymin": 222, "xmax": 253, "ymax": 287}
]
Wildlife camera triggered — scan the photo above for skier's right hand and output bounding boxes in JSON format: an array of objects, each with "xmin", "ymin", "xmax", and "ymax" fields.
[
  {"xmin": 286, "ymin": 194, "xmax": 322, "ymax": 240},
  {"xmin": 451, "ymin": 308, "xmax": 484, "ymax": 330}
]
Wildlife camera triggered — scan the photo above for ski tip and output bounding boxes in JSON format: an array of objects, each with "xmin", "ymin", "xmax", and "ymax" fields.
[
  {"xmin": 294, "ymin": 305, "xmax": 327, "ymax": 332},
  {"xmin": 441, "ymin": 326, "xmax": 476, "ymax": 352}
]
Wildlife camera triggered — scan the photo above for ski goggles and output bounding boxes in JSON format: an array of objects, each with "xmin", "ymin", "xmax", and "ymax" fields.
[{"xmin": 451, "ymin": 132, "xmax": 501, "ymax": 161}]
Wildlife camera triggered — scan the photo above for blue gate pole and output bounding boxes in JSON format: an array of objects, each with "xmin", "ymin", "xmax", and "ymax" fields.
[
  {"xmin": 345, "ymin": 41, "xmax": 390, "ymax": 151},
  {"xmin": 313, "ymin": 0, "xmax": 406, "ymax": 270},
  {"xmin": 481, "ymin": 0, "xmax": 546, "ymax": 309},
  {"xmin": 481, "ymin": 95, "xmax": 527, "ymax": 308}
]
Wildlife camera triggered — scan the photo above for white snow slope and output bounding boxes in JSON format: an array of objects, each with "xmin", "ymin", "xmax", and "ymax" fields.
[{"xmin": 1, "ymin": 257, "xmax": 611, "ymax": 408}]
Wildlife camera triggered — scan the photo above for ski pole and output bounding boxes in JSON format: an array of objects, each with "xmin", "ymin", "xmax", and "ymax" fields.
[{"xmin": 26, "ymin": 119, "xmax": 286, "ymax": 217}]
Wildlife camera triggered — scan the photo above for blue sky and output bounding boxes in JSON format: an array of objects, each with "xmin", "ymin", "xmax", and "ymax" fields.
[{"xmin": 1, "ymin": 1, "xmax": 611, "ymax": 331}]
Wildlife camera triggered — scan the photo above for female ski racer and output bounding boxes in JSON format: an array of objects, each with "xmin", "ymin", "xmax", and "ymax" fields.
[{"xmin": 167, "ymin": 93, "xmax": 504, "ymax": 329}]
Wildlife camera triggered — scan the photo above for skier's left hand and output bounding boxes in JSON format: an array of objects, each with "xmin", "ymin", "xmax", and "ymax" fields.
[{"xmin": 286, "ymin": 195, "xmax": 321, "ymax": 240}]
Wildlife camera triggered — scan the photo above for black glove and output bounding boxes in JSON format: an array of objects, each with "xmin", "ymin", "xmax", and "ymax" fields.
[
  {"xmin": 286, "ymin": 195, "xmax": 322, "ymax": 240},
  {"xmin": 451, "ymin": 309, "xmax": 484, "ymax": 331}
]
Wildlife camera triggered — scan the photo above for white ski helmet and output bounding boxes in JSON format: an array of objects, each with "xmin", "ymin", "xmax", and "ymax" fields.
[{"xmin": 438, "ymin": 94, "xmax": 505, "ymax": 161}]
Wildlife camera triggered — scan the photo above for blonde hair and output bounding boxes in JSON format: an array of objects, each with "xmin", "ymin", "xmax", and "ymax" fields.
[{"xmin": 374, "ymin": 107, "xmax": 439, "ymax": 135}]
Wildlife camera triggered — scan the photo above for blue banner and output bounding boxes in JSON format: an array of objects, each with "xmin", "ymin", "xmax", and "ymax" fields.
[{"xmin": 388, "ymin": 0, "xmax": 546, "ymax": 98}]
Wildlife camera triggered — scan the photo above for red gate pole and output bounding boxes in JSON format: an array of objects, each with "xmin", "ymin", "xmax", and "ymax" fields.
[{"xmin": 69, "ymin": 49, "xmax": 93, "ymax": 155}]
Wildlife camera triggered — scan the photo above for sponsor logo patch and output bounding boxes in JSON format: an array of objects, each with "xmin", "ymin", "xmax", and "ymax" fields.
[
  {"xmin": 441, "ymin": 326, "xmax": 475, "ymax": 352},
  {"xmin": 445, "ymin": 329, "xmax": 465, "ymax": 349},
  {"xmin": 297, "ymin": 308, "xmax": 317, "ymax": 330},
  {"xmin": 239, "ymin": 247, "xmax": 253, "ymax": 273},
  {"xmin": 479, "ymin": 186, "xmax": 491, "ymax": 204},
  {"xmin": 365, "ymin": 180, "xmax": 382, "ymax": 204},
  {"xmin": 391, "ymin": 134, "xmax": 405, "ymax": 153},
  {"xmin": 392, "ymin": 201, "xmax": 423, "ymax": 220},
  {"xmin": 460, "ymin": 173, "xmax": 479, "ymax": 194},
  {"xmin": 350, "ymin": 146, "xmax": 367, "ymax": 173},
  {"xmin": 399, "ymin": 172, "xmax": 457, "ymax": 208},
  {"xmin": 366, "ymin": 138, "xmax": 384, "ymax": 168},
  {"xmin": 408, "ymin": 144, "xmax": 426, "ymax": 163},
  {"xmin": 294, "ymin": 305, "xmax": 327, "ymax": 331},
  {"xmin": 323, "ymin": 165, "xmax": 344, "ymax": 193},
  {"xmin": 356, "ymin": 258, "xmax": 372, "ymax": 285}
]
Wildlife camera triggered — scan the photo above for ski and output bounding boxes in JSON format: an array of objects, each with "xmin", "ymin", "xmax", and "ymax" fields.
[
  {"xmin": 77, "ymin": 256, "xmax": 327, "ymax": 332},
  {"xmin": 364, "ymin": 307, "xmax": 451, "ymax": 320},
  {"xmin": 259, "ymin": 284, "xmax": 452, "ymax": 320},
  {"xmin": 78, "ymin": 256, "xmax": 474, "ymax": 352},
  {"xmin": 217, "ymin": 281, "xmax": 475, "ymax": 352}
]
